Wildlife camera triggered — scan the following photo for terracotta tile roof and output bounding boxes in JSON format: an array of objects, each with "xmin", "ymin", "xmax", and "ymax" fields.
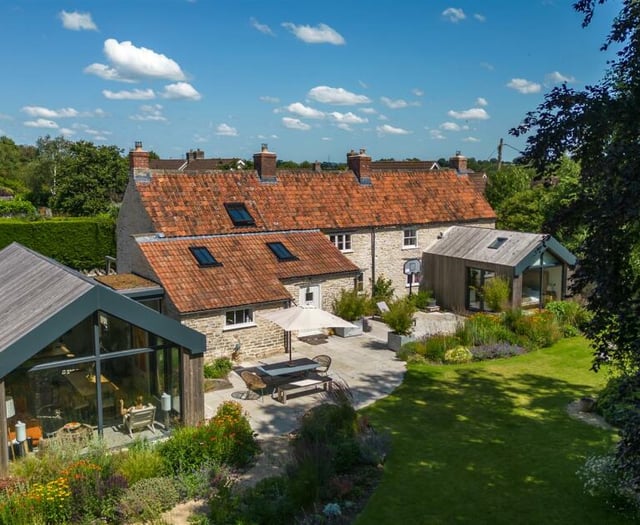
[
  {"xmin": 135, "ymin": 169, "xmax": 495, "ymax": 237},
  {"xmin": 137, "ymin": 231, "xmax": 359, "ymax": 313},
  {"xmin": 94, "ymin": 273, "xmax": 161, "ymax": 291}
]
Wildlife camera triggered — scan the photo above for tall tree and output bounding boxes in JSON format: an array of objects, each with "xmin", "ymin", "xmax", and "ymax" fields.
[
  {"xmin": 50, "ymin": 141, "xmax": 128, "ymax": 216},
  {"xmin": 511, "ymin": 0, "xmax": 640, "ymax": 373}
]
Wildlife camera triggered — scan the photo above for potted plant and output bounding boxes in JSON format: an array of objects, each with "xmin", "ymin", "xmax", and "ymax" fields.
[
  {"xmin": 383, "ymin": 298, "xmax": 417, "ymax": 351},
  {"xmin": 332, "ymin": 289, "xmax": 368, "ymax": 337}
]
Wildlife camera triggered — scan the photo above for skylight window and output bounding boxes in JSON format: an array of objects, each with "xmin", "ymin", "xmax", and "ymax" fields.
[
  {"xmin": 189, "ymin": 246, "xmax": 222, "ymax": 267},
  {"xmin": 225, "ymin": 203, "xmax": 255, "ymax": 226},
  {"xmin": 267, "ymin": 242, "xmax": 297, "ymax": 261},
  {"xmin": 488, "ymin": 237, "xmax": 508, "ymax": 250}
]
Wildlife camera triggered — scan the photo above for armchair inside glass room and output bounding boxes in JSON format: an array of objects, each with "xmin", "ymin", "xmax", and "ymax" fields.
[{"xmin": 4, "ymin": 311, "xmax": 183, "ymax": 452}]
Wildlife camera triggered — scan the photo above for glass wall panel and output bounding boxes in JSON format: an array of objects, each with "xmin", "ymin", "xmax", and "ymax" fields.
[{"xmin": 5, "ymin": 311, "xmax": 183, "ymax": 451}]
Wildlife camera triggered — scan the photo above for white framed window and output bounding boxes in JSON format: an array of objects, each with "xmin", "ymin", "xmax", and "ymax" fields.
[
  {"xmin": 403, "ymin": 228, "xmax": 417, "ymax": 248},
  {"xmin": 224, "ymin": 307, "xmax": 254, "ymax": 329},
  {"xmin": 329, "ymin": 233, "xmax": 352, "ymax": 252},
  {"xmin": 406, "ymin": 272, "xmax": 421, "ymax": 287}
]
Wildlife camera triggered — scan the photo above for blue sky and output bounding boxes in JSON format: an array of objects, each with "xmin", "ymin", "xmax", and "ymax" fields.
[{"xmin": 0, "ymin": 1, "xmax": 620, "ymax": 163}]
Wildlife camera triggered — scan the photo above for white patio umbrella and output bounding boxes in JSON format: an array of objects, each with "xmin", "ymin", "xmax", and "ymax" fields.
[{"xmin": 257, "ymin": 305, "xmax": 357, "ymax": 360}]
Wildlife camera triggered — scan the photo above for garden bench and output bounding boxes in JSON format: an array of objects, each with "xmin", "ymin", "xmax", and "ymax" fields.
[{"xmin": 274, "ymin": 375, "xmax": 333, "ymax": 404}]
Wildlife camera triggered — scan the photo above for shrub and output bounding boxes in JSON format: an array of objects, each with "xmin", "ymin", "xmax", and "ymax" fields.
[
  {"xmin": 444, "ymin": 346, "xmax": 473, "ymax": 364},
  {"xmin": 422, "ymin": 334, "xmax": 460, "ymax": 363},
  {"xmin": 0, "ymin": 198, "xmax": 37, "ymax": 217},
  {"xmin": 545, "ymin": 300, "xmax": 593, "ymax": 336},
  {"xmin": 456, "ymin": 312, "xmax": 509, "ymax": 346},
  {"xmin": 482, "ymin": 276, "xmax": 510, "ymax": 312},
  {"xmin": 117, "ymin": 476, "xmax": 180, "ymax": 523},
  {"xmin": 371, "ymin": 275, "xmax": 395, "ymax": 312},
  {"xmin": 577, "ymin": 454, "xmax": 640, "ymax": 514},
  {"xmin": 596, "ymin": 373, "xmax": 640, "ymax": 427},
  {"xmin": 512, "ymin": 310, "xmax": 562, "ymax": 350},
  {"xmin": 332, "ymin": 288, "xmax": 369, "ymax": 321},
  {"xmin": 158, "ymin": 401, "xmax": 259, "ymax": 475},
  {"xmin": 241, "ymin": 476, "xmax": 296, "ymax": 525},
  {"xmin": 408, "ymin": 289, "xmax": 433, "ymax": 310},
  {"xmin": 470, "ymin": 343, "xmax": 527, "ymax": 361},
  {"xmin": 204, "ymin": 357, "xmax": 233, "ymax": 379},
  {"xmin": 113, "ymin": 444, "xmax": 165, "ymax": 484},
  {"xmin": 382, "ymin": 298, "xmax": 416, "ymax": 335}
]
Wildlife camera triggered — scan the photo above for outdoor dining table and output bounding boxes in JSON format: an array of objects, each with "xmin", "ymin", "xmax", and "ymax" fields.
[{"xmin": 257, "ymin": 357, "xmax": 319, "ymax": 376}]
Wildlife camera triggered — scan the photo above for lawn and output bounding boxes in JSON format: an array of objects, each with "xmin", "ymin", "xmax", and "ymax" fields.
[{"xmin": 357, "ymin": 337, "xmax": 635, "ymax": 525}]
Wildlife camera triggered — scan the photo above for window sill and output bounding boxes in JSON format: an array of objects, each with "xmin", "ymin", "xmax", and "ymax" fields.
[
  {"xmin": 223, "ymin": 322, "xmax": 256, "ymax": 332},
  {"xmin": 340, "ymin": 249, "xmax": 354, "ymax": 254},
  {"xmin": 402, "ymin": 245, "xmax": 418, "ymax": 250}
]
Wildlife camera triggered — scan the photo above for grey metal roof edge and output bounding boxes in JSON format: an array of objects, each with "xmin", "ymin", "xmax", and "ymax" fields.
[
  {"xmin": 514, "ymin": 235, "xmax": 577, "ymax": 276},
  {"xmin": 94, "ymin": 287, "xmax": 206, "ymax": 354},
  {"xmin": 0, "ymin": 290, "xmax": 99, "ymax": 378}
]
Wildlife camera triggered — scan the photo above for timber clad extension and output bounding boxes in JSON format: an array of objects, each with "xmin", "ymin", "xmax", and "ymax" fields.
[{"xmin": 116, "ymin": 143, "xmax": 496, "ymax": 360}]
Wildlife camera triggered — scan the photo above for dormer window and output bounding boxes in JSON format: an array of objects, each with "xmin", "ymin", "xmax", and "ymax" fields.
[
  {"xmin": 267, "ymin": 242, "xmax": 297, "ymax": 261},
  {"xmin": 189, "ymin": 246, "xmax": 222, "ymax": 267},
  {"xmin": 225, "ymin": 203, "xmax": 255, "ymax": 226},
  {"xmin": 488, "ymin": 237, "xmax": 508, "ymax": 250}
]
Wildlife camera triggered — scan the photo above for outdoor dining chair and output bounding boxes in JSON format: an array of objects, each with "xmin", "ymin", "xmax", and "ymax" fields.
[
  {"xmin": 240, "ymin": 371, "xmax": 267, "ymax": 402},
  {"xmin": 312, "ymin": 354, "xmax": 332, "ymax": 376}
]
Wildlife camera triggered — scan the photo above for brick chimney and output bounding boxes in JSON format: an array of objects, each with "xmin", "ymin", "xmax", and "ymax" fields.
[
  {"xmin": 253, "ymin": 143, "xmax": 277, "ymax": 181},
  {"xmin": 347, "ymin": 148, "xmax": 372, "ymax": 184},
  {"xmin": 129, "ymin": 141, "xmax": 150, "ymax": 180},
  {"xmin": 186, "ymin": 148, "xmax": 205, "ymax": 162},
  {"xmin": 449, "ymin": 151, "xmax": 468, "ymax": 173}
]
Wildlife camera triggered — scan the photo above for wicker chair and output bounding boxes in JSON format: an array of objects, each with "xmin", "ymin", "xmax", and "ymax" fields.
[
  {"xmin": 312, "ymin": 354, "xmax": 332, "ymax": 376},
  {"xmin": 240, "ymin": 371, "xmax": 267, "ymax": 401}
]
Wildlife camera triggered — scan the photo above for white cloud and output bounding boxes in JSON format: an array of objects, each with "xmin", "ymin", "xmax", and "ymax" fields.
[
  {"xmin": 260, "ymin": 96, "xmax": 280, "ymax": 104},
  {"xmin": 430, "ymin": 130, "xmax": 446, "ymax": 140},
  {"xmin": 72, "ymin": 123, "xmax": 112, "ymax": 140},
  {"xmin": 480, "ymin": 62, "xmax": 494, "ymax": 71},
  {"xmin": 59, "ymin": 128, "xmax": 75, "ymax": 137},
  {"xmin": 380, "ymin": 97, "xmax": 408, "ymax": 109},
  {"xmin": 476, "ymin": 97, "xmax": 488, "ymax": 106},
  {"xmin": 474, "ymin": 13, "xmax": 486, "ymax": 22},
  {"xmin": 412, "ymin": 88, "xmax": 424, "ymax": 97},
  {"xmin": 286, "ymin": 102, "xmax": 325, "ymax": 119},
  {"xmin": 85, "ymin": 39, "xmax": 186, "ymax": 82},
  {"xmin": 440, "ymin": 122, "xmax": 461, "ymax": 131},
  {"xmin": 321, "ymin": 137, "xmax": 332, "ymax": 141},
  {"xmin": 507, "ymin": 78, "xmax": 541, "ymax": 94},
  {"xmin": 103, "ymin": 88, "xmax": 155, "ymax": 100},
  {"xmin": 328, "ymin": 112, "xmax": 367, "ymax": 124},
  {"xmin": 336, "ymin": 123, "xmax": 352, "ymax": 131},
  {"xmin": 307, "ymin": 86, "xmax": 370, "ymax": 105},
  {"xmin": 442, "ymin": 8, "xmax": 466, "ymax": 23},
  {"xmin": 216, "ymin": 123, "xmax": 238, "ymax": 136},
  {"xmin": 59, "ymin": 10, "xmax": 97, "ymax": 31},
  {"xmin": 545, "ymin": 71, "xmax": 575, "ymax": 85},
  {"xmin": 161, "ymin": 82, "xmax": 202, "ymax": 100},
  {"xmin": 447, "ymin": 107, "xmax": 490, "ymax": 120},
  {"xmin": 250, "ymin": 17, "xmax": 274, "ymax": 36},
  {"xmin": 0, "ymin": 113, "xmax": 11, "ymax": 120},
  {"xmin": 463, "ymin": 136, "xmax": 480, "ymax": 142},
  {"xmin": 24, "ymin": 118, "xmax": 59, "ymax": 128},
  {"xmin": 359, "ymin": 107, "xmax": 377, "ymax": 114},
  {"xmin": 21, "ymin": 106, "xmax": 79, "ymax": 118},
  {"xmin": 282, "ymin": 117, "xmax": 311, "ymax": 130},
  {"xmin": 281, "ymin": 22, "xmax": 345, "ymax": 45},
  {"xmin": 376, "ymin": 124, "xmax": 410, "ymax": 135},
  {"xmin": 130, "ymin": 104, "xmax": 166, "ymax": 121}
]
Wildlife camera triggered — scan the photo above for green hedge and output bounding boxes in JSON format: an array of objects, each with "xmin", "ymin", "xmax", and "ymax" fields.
[{"xmin": 0, "ymin": 216, "xmax": 116, "ymax": 270}]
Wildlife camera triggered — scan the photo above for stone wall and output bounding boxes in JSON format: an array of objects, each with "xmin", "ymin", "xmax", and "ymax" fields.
[
  {"xmin": 181, "ymin": 305, "xmax": 287, "ymax": 362},
  {"xmin": 334, "ymin": 221, "xmax": 494, "ymax": 299},
  {"xmin": 116, "ymin": 182, "xmax": 155, "ymax": 274}
]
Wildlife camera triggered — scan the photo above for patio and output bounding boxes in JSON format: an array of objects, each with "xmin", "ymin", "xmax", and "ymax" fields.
[{"xmin": 204, "ymin": 311, "xmax": 461, "ymax": 440}]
